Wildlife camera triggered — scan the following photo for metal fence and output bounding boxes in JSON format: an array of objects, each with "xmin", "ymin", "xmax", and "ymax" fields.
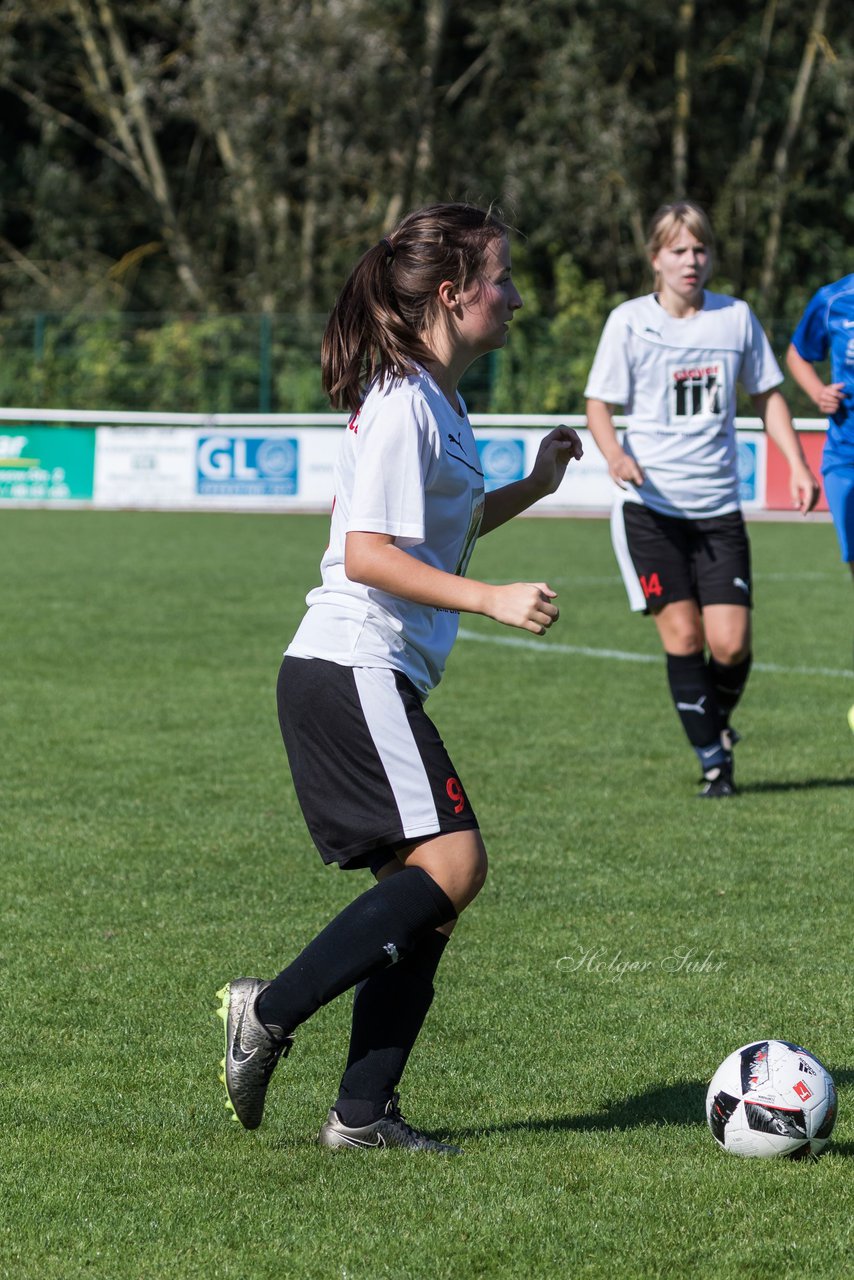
[
  {"xmin": 0, "ymin": 311, "xmax": 813, "ymax": 417},
  {"xmin": 0, "ymin": 312, "xmax": 504, "ymax": 415}
]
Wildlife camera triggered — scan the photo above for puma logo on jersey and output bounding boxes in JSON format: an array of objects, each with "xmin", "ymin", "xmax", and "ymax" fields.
[
  {"xmin": 447, "ymin": 432, "xmax": 484, "ymax": 477},
  {"xmin": 733, "ymin": 576, "xmax": 750, "ymax": 594},
  {"xmin": 676, "ymin": 695, "xmax": 707, "ymax": 716}
]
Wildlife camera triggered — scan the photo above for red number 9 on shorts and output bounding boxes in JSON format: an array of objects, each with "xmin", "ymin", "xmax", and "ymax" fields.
[{"xmin": 446, "ymin": 777, "xmax": 465, "ymax": 815}]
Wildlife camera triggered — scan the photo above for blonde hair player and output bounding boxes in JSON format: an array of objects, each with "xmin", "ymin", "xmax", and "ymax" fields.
[
  {"xmin": 216, "ymin": 202, "xmax": 582, "ymax": 1152},
  {"xmin": 585, "ymin": 200, "xmax": 819, "ymax": 797}
]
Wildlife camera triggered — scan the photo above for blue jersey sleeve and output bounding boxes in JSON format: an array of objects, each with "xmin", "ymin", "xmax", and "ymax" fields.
[{"xmin": 790, "ymin": 291, "xmax": 829, "ymax": 364}]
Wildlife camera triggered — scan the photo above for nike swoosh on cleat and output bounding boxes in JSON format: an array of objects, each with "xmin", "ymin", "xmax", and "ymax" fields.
[
  {"xmin": 231, "ymin": 999, "xmax": 257, "ymax": 1064},
  {"xmin": 339, "ymin": 1133, "xmax": 386, "ymax": 1149}
]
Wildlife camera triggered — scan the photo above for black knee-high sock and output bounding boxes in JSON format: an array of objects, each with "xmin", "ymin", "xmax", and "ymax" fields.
[
  {"xmin": 256, "ymin": 866, "xmax": 456, "ymax": 1036},
  {"xmin": 334, "ymin": 931, "xmax": 449, "ymax": 1128},
  {"xmin": 666, "ymin": 651, "xmax": 725, "ymax": 764},
  {"xmin": 707, "ymin": 653, "xmax": 752, "ymax": 725}
]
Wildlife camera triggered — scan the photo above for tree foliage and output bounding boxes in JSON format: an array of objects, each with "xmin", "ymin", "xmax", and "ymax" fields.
[{"xmin": 0, "ymin": 0, "xmax": 851, "ymax": 408}]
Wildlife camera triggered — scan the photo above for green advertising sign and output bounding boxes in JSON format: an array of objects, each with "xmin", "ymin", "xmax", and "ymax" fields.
[{"xmin": 0, "ymin": 426, "xmax": 95, "ymax": 501}]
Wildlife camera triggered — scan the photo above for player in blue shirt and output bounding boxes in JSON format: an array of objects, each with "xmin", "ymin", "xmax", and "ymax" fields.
[
  {"xmin": 786, "ymin": 274, "xmax": 854, "ymax": 732},
  {"xmin": 786, "ymin": 275, "xmax": 854, "ymax": 575}
]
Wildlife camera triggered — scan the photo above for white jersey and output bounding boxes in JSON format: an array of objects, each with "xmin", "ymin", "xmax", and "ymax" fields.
[
  {"xmin": 584, "ymin": 291, "xmax": 783, "ymax": 517},
  {"xmin": 286, "ymin": 366, "xmax": 485, "ymax": 697}
]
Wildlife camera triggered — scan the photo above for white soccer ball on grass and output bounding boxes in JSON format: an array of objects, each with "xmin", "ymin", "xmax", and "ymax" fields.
[{"xmin": 706, "ymin": 1040, "xmax": 837, "ymax": 1159}]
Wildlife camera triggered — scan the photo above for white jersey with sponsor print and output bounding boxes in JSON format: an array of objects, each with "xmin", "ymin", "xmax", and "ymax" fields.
[
  {"xmin": 286, "ymin": 365, "xmax": 485, "ymax": 697},
  {"xmin": 584, "ymin": 291, "xmax": 783, "ymax": 517}
]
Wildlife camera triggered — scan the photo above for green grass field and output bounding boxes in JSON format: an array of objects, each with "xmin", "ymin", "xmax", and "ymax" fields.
[{"xmin": 2, "ymin": 508, "xmax": 853, "ymax": 1280}]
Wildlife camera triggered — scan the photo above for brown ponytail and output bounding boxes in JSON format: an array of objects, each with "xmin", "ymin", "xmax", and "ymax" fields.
[{"xmin": 321, "ymin": 202, "xmax": 507, "ymax": 411}]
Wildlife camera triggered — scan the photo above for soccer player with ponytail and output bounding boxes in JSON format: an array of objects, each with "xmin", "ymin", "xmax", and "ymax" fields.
[{"xmin": 217, "ymin": 202, "xmax": 582, "ymax": 1152}]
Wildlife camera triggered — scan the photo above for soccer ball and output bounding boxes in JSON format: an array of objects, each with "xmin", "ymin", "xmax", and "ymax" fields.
[{"xmin": 706, "ymin": 1040, "xmax": 837, "ymax": 1159}]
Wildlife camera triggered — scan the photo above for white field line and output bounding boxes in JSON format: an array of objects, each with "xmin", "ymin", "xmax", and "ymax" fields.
[{"xmin": 456, "ymin": 627, "xmax": 854, "ymax": 680}]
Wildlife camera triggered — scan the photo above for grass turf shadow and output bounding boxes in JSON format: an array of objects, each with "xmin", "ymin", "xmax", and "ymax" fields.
[
  {"xmin": 454, "ymin": 1069, "xmax": 853, "ymax": 1147},
  {"xmin": 739, "ymin": 776, "xmax": 854, "ymax": 794},
  {"xmin": 453, "ymin": 1078, "xmax": 708, "ymax": 1139}
]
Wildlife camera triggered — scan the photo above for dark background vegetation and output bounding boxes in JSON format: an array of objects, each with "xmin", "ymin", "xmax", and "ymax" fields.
[{"xmin": 1, "ymin": 0, "xmax": 852, "ymax": 411}]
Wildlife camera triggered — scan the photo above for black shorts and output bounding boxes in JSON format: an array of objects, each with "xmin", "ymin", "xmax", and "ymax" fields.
[
  {"xmin": 277, "ymin": 655, "xmax": 479, "ymax": 871},
  {"xmin": 612, "ymin": 503, "xmax": 752, "ymax": 612}
]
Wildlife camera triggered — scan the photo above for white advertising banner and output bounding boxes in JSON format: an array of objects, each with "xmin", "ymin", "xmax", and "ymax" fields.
[
  {"xmin": 477, "ymin": 428, "xmax": 613, "ymax": 512},
  {"xmin": 186, "ymin": 425, "xmax": 627, "ymax": 512},
  {"xmin": 0, "ymin": 410, "xmax": 792, "ymax": 512},
  {"xmin": 94, "ymin": 424, "xmax": 341, "ymax": 509},
  {"xmin": 471, "ymin": 427, "xmax": 767, "ymax": 514},
  {"xmin": 192, "ymin": 427, "xmax": 338, "ymax": 507},
  {"xmin": 94, "ymin": 426, "xmax": 196, "ymax": 506}
]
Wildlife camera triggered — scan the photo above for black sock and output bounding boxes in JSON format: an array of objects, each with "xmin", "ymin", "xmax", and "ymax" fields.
[
  {"xmin": 256, "ymin": 866, "xmax": 456, "ymax": 1035},
  {"xmin": 334, "ymin": 931, "xmax": 449, "ymax": 1128},
  {"xmin": 707, "ymin": 653, "xmax": 752, "ymax": 725},
  {"xmin": 666, "ymin": 651, "xmax": 726, "ymax": 767}
]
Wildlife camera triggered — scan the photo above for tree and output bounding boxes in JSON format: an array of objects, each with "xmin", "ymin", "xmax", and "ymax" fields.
[{"xmin": 0, "ymin": 0, "xmax": 851, "ymax": 329}]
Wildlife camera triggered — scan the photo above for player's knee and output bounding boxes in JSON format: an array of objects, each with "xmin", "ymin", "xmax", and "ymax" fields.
[
  {"xmin": 448, "ymin": 841, "xmax": 488, "ymax": 912},
  {"xmin": 669, "ymin": 628, "xmax": 704, "ymax": 654},
  {"xmin": 466, "ymin": 843, "xmax": 489, "ymax": 899},
  {"xmin": 712, "ymin": 639, "xmax": 751, "ymax": 666},
  {"xmin": 403, "ymin": 832, "xmax": 488, "ymax": 915},
  {"xmin": 653, "ymin": 607, "xmax": 703, "ymax": 654}
]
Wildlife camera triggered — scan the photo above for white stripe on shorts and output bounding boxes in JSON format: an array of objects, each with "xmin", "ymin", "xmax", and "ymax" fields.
[
  {"xmin": 352, "ymin": 666, "xmax": 440, "ymax": 840},
  {"xmin": 611, "ymin": 495, "xmax": 647, "ymax": 612}
]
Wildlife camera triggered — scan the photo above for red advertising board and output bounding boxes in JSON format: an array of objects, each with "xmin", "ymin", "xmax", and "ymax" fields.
[{"xmin": 765, "ymin": 428, "xmax": 828, "ymax": 512}]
